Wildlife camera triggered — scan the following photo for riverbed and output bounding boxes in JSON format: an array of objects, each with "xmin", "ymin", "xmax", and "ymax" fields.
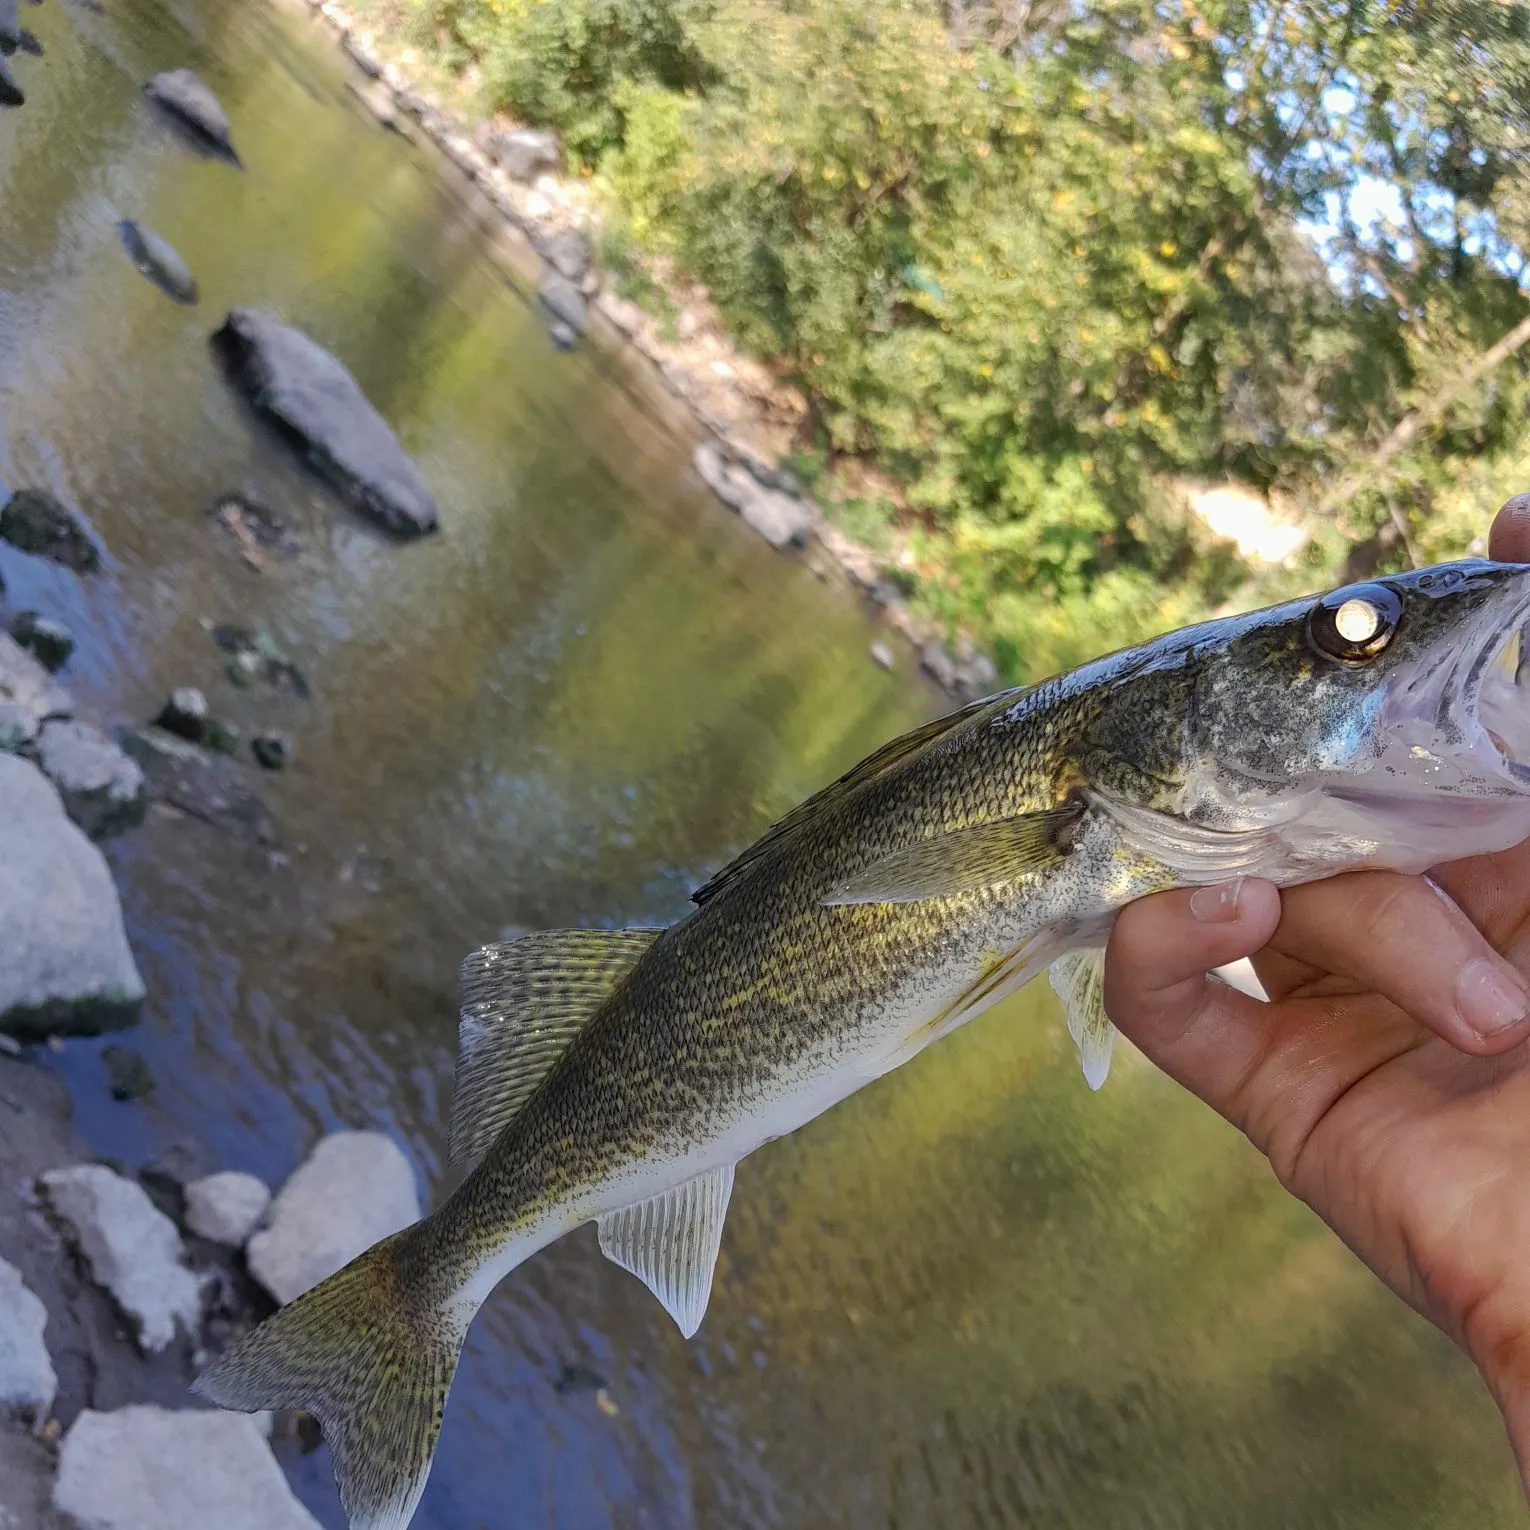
[{"xmin": 1, "ymin": 0, "xmax": 1523, "ymax": 1525}]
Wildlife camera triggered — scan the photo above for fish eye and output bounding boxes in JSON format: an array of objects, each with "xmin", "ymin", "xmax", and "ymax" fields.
[{"xmin": 1307, "ymin": 583, "xmax": 1403, "ymax": 665}]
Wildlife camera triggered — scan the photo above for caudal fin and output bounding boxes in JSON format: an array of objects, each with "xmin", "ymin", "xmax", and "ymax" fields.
[{"xmin": 193, "ymin": 1231, "xmax": 467, "ymax": 1530}]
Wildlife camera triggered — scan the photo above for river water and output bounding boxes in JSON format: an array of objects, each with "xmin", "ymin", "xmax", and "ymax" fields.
[{"xmin": 1, "ymin": 1, "xmax": 1523, "ymax": 1526}]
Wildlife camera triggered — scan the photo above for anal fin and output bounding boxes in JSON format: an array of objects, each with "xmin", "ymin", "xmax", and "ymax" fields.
[
  {"xmin": 596, "ymin": 1164, "xmax": 736, "ymax": 1338},
  {"xmin": 1048, "ymin": 946, "xmax": 1117, "ymax": 1091}
]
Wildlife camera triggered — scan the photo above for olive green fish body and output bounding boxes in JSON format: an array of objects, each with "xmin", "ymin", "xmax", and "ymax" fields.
[{"xmin": 198, "ymin": 560, "xmax": 1530, "ymax": 1530}]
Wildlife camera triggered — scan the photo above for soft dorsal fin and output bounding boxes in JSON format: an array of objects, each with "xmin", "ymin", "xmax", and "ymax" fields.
[
  {"xmin": 451, "ymin": 928, "xmax": 664, "ymax": 1168},
  {"xmin": 596, "ymin": 1164, "xmax": 736, "ymax": 1337},
  {"xmin": 1048, "ymin": 945, "xmax": 1116, "ymax": 1090},
  {"xmin": 692, "ymin": 694, "xmax": 1005, "ymax": 906}
]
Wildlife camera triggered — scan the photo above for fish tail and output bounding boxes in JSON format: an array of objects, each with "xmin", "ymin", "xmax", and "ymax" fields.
[{"xmin": 193, "ymin": 1224, "xmax": 472, "ymax": 1530}]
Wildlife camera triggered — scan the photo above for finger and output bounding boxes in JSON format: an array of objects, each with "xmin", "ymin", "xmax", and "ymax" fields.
[
  {"xmin": 1261, "ymin": 870, "xmax": 1530, "ymax": 1052},
  {"xmin": 1105, "ymin": 878, "xmax": 1284, "ymax": 1108},
  {"xmin": 1490, "ymin": 493, "xmax": 1530, "ymax": 562}
]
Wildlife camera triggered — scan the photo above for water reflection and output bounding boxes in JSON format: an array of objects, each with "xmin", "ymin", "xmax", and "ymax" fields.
[{"xmin": 0, "ymin": 0, "xmax": 1521, "ymax": 1525}]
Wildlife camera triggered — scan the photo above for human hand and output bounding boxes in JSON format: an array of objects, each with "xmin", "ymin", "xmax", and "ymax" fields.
[{"xmin": 1104, "ymin": 493, "xmax": 1530, "ymax": 1496}]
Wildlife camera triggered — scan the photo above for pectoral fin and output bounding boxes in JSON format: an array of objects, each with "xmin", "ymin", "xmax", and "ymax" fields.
[
  {"xmin": 1048, "ymin": 946, "xmax": 1116, "ymax": 1091},
  {"xmin": 824, "ymin": 801, "xmax": 1084, "ymax": 906},
  {"xmin": 596, "ymin": 1164, "xmax": 736, "ymax": 1338}
]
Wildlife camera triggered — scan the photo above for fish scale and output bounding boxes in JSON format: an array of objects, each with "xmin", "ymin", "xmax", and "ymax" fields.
[{"xmin": 197, "ymin": 558, "xmax": 1530, "ymax": 1530}]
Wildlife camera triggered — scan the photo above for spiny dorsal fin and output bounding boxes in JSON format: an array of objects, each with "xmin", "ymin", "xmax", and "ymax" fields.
[
  {"xmin": 451, "ymin": 928, "xmax": 664, "ymax": 1168},
  {"xmin": 596, "ymin": 1163, "xmax": 736, "ymax": 1338},
  {"xmin": 1048, "ymin": 946, "xmax": 1116, "ymax": 1090},
  {"xmin": 692, "ymin": 693, "xmax": 1007, "ymax": 906},
  {"xmin": 823, "ymin": 800, "xmax": 1085, "ymax": 905}
]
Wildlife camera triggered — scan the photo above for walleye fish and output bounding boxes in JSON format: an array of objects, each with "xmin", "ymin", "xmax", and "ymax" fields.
[{"xmin": 197, "ymin": 560, "xmax": 1530, "ymax": 1529}]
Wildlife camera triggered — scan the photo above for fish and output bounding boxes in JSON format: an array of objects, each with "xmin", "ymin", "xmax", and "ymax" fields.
[{"xmin": 195, "ymin": 559, "xmax": 1530, "ymax": 1530}]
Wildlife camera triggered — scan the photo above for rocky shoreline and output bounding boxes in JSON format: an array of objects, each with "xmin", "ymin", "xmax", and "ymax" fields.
[{"xmin": 286, "ymin": 0, "xmax": 999, "ymax": 700}]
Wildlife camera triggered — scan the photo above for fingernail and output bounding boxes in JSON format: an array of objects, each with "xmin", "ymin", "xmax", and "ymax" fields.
[
  {"xmin": 1456, "ymin": 958, "xmax": 1530, "ymax": 1037},
  {"xmin": 1190, "ymin": 880, "xmax": 1243, "ymax": 922}
]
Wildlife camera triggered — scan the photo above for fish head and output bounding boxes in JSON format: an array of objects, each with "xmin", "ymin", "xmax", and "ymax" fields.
[{"xmin": 1176, "ymin": 559, "xmax": 1530, "ymax": 870}]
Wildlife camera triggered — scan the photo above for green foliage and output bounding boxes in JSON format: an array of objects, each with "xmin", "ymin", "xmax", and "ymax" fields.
[{"xmin": 406, "ymin": 0, "xmax": 1530, "ymax": 681}]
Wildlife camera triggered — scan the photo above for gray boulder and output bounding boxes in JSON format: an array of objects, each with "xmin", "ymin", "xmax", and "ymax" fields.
[
  {"xmin": 212, "ymin": 309, "xmax": 438, "ymax": 537},
  {"xmin": 0, "ymin": 489, "xmax": 100, "ymax": 573},
  {"xmin": 0, "ymin": 0, "xmax": 18, "ymax": 56},
  {"xmin": 545, "ymin": 228, "xmax": 591, "ymax": 284},
  {"xmin": 10, "ymin": 612, "xmax": 74, "ymax": 672},
  {"xmin": 0, "ymin": 53, "xmax": 21, "ymax": 109},
  {"xmin": 919, "ymin": 639, "xmax": 959, "ymax": 693},
  {"xmin": 143, "ymin": 69, "xmax": 240, "ymax": 165},
  {"xmin": 0, "ymin": 1253, "xmax": 56, "ymax": 1425},
  {"xmin": 184, "ymin": 1172, "xmax": 270, "ymax": 1248},
  {"xmin": 247, "ymin": 1132, "xmax": 419, "ymax": 1305},
  {"xmin": 0, "ymin": 754, "xmax": 144, "ymax": 1039},
  {"xmin": 118, "ymin": 221, "xmax": 198, "ymax": 306},
  {"xmin": 122, "ymin": 727, "xmax": 277, "ymax": 845},
  {"xmin": 35, "ymin": 721, "xmax": 146, "ymax": 840},
  {"xmin": 54, "ymin": 1406, "xmax": 323, "ymax": 1530},
  {"xmin": 491, "ymin": 126, "xmax": 560, "ymax": 182},
  {"xmin": 0, "ymin": 1430, "xmax": 63, "ymax": 1530},
  {"xmin": 693, "ymin": 440, "xmax": 818, "ymax": 551},
  {"xmin": 0, "ymin": 632, "xmax": 72, "ymax": 752},
  {"xmin": 40, "ymin": 1166, "xmax": 201, "ymax": 1355},
  {"xmin": 537, "ymin": 272, "xmax": 587, "ymax": 338}
]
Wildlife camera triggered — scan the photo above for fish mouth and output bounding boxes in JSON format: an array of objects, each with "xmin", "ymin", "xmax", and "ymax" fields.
[{"xmin": 1425, "ymin": 576, "xmax": 1530, "ymax": 789}]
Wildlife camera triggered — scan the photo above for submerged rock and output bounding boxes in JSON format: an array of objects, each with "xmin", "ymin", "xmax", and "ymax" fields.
[
  {"xmin": 491, "ymin": 125, "xmax": 560, "ymax": 183},
  {"xmin": 10, "ymin": 611, "xmax": 75, "ymax": 671},
  {"xmin": 537, "ymin": 272, "xmax": 588, "ymax": 341},
  {"xmin": 34, "ymin": 720, "xmax": 147, "ymax": 840},
  {"xmin": 0, "ymin": 488, "xmax": 101, "ymax": 572},
  {"xmin": 184, "ymin": 1171, "xmax": 270, "ymax": 1248},
  {"xmin": 0, "ymin": 1253, "xmax": 57, "ymax": 1425},
  {"xmin": 0, "ymin": 0, "xmax": 18, "ymax": 55},
  {"xmin": 18, "ymin": 26, "xmax": 39, "ymax": 56},
  {"xmin": 0, "ymin": 753, "xmax": 144, "ymax": 1038},
  {"xmin": 249, "ymin": 731, "xmax": 291, "ymax": 772},
  {"xmin": 0, "ymin": 631, "xmax": 73, "ymax": 751},
  {"xmin": 102, "ymin": 1044, "xmax": 154, "ymax": 1102},
  {"xmin": 247, "ymin": 1132, "xmax": 419, "ymax": 1305},
  {"xmin": 122, "ymin": 727, "xmax": 278, "ymax": 845},
  {"xmin": 693, "ymin": 440, "xmax": 818, "ymax": 551},
  {"xmin": 41, "ymin": 1165, "xmax": 202, "ymax": 1354},
  {"xmin": 143, "ymin": 69, "xmax": 241, "ymax": 165},
  {"xmin": 54, "ymin": 1406, "xmax": 324, "ymax": 1530},
  {"xmin": 210, "ymin": 493, "xmax": 299, "ymax": 567},
  {"xmin": 154, "ymin": 687, "xmax": 209, "ymax": 744},
  {"xmin": 0, "ymin": 54, "xmax": 21, "ymax": 109},
  {"xmin": 118, "ymin": 220, "xmax": 199, "ymax": 305},
  {"xmin": 211, "ymin": 625, "xmax": 309, "ymax": 699},
  {"xmin": 212, "ymin": 309, "xmax": 439, "ymax": 537}
]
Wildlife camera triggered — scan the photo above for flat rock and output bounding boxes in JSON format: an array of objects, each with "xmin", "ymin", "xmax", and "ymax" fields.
[
  {"xmin": 0, "ymin": 632, "xmax": 72, "ymax": 752},
  {"xmin": 118, "ymin": 221, "xmax": 198, "ymax": 306},
  {"xmin": 212, "ymin": 310, "xmax": 438, "ymax": 537},
  {"xmin": 693, "ymin": 441, "xmax": 817, "ymax": 550},
  {"xmin": 0, "ymin": 754, "xmax": 144, "ymax": 1039},
  {"xmin": 53, "ymin": 1406, "xmax": 323, "ymax": 1530},
  {"xmin": 491, "ymin": 125, "xmax": 559, "ymax": 182},
  {"xmin": 143, "ymin": 69, "xmax": 240, "ymax": 164},
  {"xmin": 0, "ymin": 489, "xmax": 100, "ymax": 573},
  {"xmin": 247, "ymin": 1132, "xmax": 419, "ymax": 1305},
  {"xmin": 35, "ymin": 721, "xmax": 146, "ymax": 841},
  {"xmin": 0, "ymin": 1253, "xmax": 57, "ymax": 1424},
  {"xmin": 184, "ymin": 1173, "xmax": 270, "ymax": 1248},
  {"xmin": 121, "ymin": 728, "xmax": 277, "ymax": 845},
  {"xmin": 40, "ymin": 1166, "xmax": 201, "ymax": 1355}
]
